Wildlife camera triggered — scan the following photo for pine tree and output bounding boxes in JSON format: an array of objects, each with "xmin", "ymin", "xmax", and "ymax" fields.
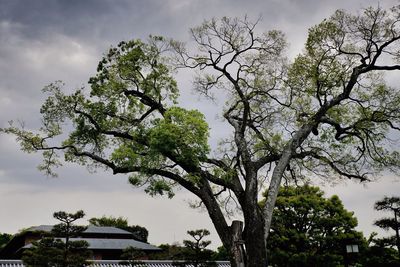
[
  {"xmin": 374, "ymin": 196, "xmax": 400, "ymax": 260},
  {"xmin": 175, "ymin": 229, "xmax": 215, "ymax": 267},
  {"xmin": 22, "ymin": 210, "xmax": 91, "ymax": 267}
]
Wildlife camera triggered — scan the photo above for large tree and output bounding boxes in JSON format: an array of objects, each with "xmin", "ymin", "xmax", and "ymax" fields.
[
  {"xmin": 2, "ymin": 6, "xmax": 400, "ymax": 267},
  {"xmin": 263, "ymin": 185, "xmax": 365, "ymax": 267}
]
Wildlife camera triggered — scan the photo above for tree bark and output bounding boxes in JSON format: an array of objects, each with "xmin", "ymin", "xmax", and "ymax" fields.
[
  {"xmin": 197, "ymin": 181, "xmax": 245, "ymax": 267},
  {"xmin": 263, "ymin": 124, "xmax": 314, "ymax": 240},
  {"xmin": 395, "ymin": 211, "xmax": 400, "ymax": 260},
  {"xmin": 229, "ymin": 218, "xmax": 267, "ymax": 267},
  {"xmin": 240, "ymin": 168, "xmax": 268, "ymax": 267},
  {"xmin": 199, "ymin": 178, "xmax": 268, "ymax": 267},
  {"xmin": 231, "ymin": 221, "xmax": 245, "ymax": 267},
  {"xmin": 243, "ymin": 210, "xmax": 267, "ymax": 267}
]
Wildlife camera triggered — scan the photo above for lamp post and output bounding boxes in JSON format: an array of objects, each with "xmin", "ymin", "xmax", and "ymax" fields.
[{"xmin": 344, "ymin": 244, "xmax": 359, "ymax": 267}]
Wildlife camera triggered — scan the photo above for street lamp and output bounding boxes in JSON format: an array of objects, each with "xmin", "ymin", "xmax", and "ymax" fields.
[
  {"xmin": 345, "ymin": 244, "xmax": 359, "ymax": 267},
  {"xmin": 346, "ymin": 244, "xmax": 359, "ymax": 253}
]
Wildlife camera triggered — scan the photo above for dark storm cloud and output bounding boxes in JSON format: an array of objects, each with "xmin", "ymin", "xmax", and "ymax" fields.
[
  {"xmin": 1, "ymin": 0, "xmax": 133, "ymax": 41},
  {"xmin": 2, "ymin": 0, "xmax": 395, "ymax": 54},
  {"xmin": 1, "ymin": 0, "xmax": 210, "ymax": 44}
]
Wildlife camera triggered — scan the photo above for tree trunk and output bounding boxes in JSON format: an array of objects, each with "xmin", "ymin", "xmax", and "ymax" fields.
[
  {"xmin": 197, "ymin": 181, "xmax": 246, "ymax": 267},
  {"xmin": 263, "ymin": 124, "xmax": 315, "ymax": 238},
  {"xmin": 395, "ymin": 211, "xmax": 400, "ymax": 260},
  {"xmin": 230, "ymin": 218, "xmax": 267, "ymax": 267},
  {"xmin": 243, "ymin": 213, "xmax": 268, "ymax": 267},
  {"xmin": 231, "ymin": 221, "xmax": 245, "ymax": 267},
  {"xmin": 201, "ymin": 192, "xmax": 267, "ymax": 267}
]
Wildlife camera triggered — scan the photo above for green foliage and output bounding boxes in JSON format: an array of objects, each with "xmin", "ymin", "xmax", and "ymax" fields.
[
  {"xmin": 176, "ymin": 229, "xmax": 216, "ymax": 267},
  {"xmin": 183, "ymin": 229, "xmax": 212, "ymax": 251},
  {"xmin": 0, "ymin": 36, "xmax": 212, "ymax": 198},
  {"xmin": 373, "ymin": 196, "xmax": 400, "ymax": 260},
  {"xmin": 22, "ymin": 210, "xmax": 91, "ymax": 267},
  {"xmin": 119, "ymin": 246, "xmax": 146, "ymax": 266},
  {"xmin": 212, "ymin": 246, "xmax": 229, "ymax": 261},
  {"xmin": 285, "ymin": 7, "xmax": 400, "ymax": 181},
  {"xmin": 89, "ymin": 215, "xmax": 149, "ymax": 242},
  {"xmin": 148, "ymin": 243, "xmax": 189, "ymax": 260},
  {"xmin": 22, "ymin": 238, "xmax": 65, "ymax": 267},
  {"xmin": 359, "ymin": 245, "xmax": 399, "ymax": 267},
  {"xmin": 143, "ymin": 178, "xmax": 175, "ymax": 198},
  {"xmin": 359, "ymin": 232, "xmax": 400, "ymax": 267},
  {"xmin": 149, "ymin": 107, "xmax": 210, "ymax": 168},
  {"xmin": 22, "ymin": 237, "xmax": 91, "ymax": 267},
  {"xmin": 263, "ymin": 185, "xmax": 365, "ymax": 267},
  {"xmin": 0, "ymin": 233, "xmax": 12, "ymax": 249},
  {"xmin": 89, "ymin": 38, "xmax": 178, "ymax": 102},
  {"xmin": 375, "ymin": 196, "xmax": 400, "ymax": 213},
  {"xmin": 52, "ymin": 210, "xmax": 87, "ymax": 238},
  {"xmin": 151, "ymin": 231, "xmax": 217, "ymax": 266}
]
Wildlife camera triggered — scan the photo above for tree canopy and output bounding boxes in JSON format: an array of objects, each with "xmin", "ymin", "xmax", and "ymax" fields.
[
  {"xmin": 263, "ymin": 185, "xmax": 364, "ymax": 267},
  {"xmin": 3, "ymin": 5, "xmax": 400, "ymax": 267}
]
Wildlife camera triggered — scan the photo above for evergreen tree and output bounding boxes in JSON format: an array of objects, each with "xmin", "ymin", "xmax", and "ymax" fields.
[
  {"xmin": 263, "ymin": 185, "xmax": 365, "ymax": 267},
  {"xmin": 175, "ymin": 229, "xmax": 216, "ymax": 267},
  {"xmin": 374, "ymin": 196, "xmax": 400, "ymax": 260},
  {"xmin": 22, "ymin": 210, "xmax": 91, "ymax": 267}
]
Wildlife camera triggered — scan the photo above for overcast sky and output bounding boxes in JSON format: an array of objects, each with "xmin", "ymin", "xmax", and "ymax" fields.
[{"xmin": 1, "ymin": 0, "xmax": 400, "ymax": 249}]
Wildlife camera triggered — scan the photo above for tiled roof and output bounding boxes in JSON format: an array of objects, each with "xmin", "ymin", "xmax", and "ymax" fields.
[
  {"xmin": 23, "ymin": 238, "xmax": 161, "ymax": 251},
  {"xmin": 84, "ymin": 226, "xmax": 133, "ymax": 235},
  {"xmin": 78, "ymin": 238, "xmax": 161, "ymax": 250},
  {"xmin": 27, "ymin": 225, "xmax": 132, "ymax": 235},
  {"xmin": 0, "ymin": 260, "xmax": 231, "ymax": 267}
]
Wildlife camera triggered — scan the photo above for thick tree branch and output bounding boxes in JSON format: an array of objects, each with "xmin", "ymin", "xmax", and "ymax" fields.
[{"xmin": 124, "ymin": 89, "xmax": 166, "ymax": 115}]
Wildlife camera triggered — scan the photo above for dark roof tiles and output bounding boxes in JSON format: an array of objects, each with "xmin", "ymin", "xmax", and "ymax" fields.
[
  {"xmin": 27, "ymin": 225, "xmax": 132, "ymax": 235},
  {"xmin": 23, "ymin": 238, "xmax": 160, "ymax": 251}
]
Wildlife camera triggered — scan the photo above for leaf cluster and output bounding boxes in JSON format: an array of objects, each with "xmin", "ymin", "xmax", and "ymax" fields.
[{"xmin": 0, "ymin": 233, "xmax": 12, "ymax": 249}]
